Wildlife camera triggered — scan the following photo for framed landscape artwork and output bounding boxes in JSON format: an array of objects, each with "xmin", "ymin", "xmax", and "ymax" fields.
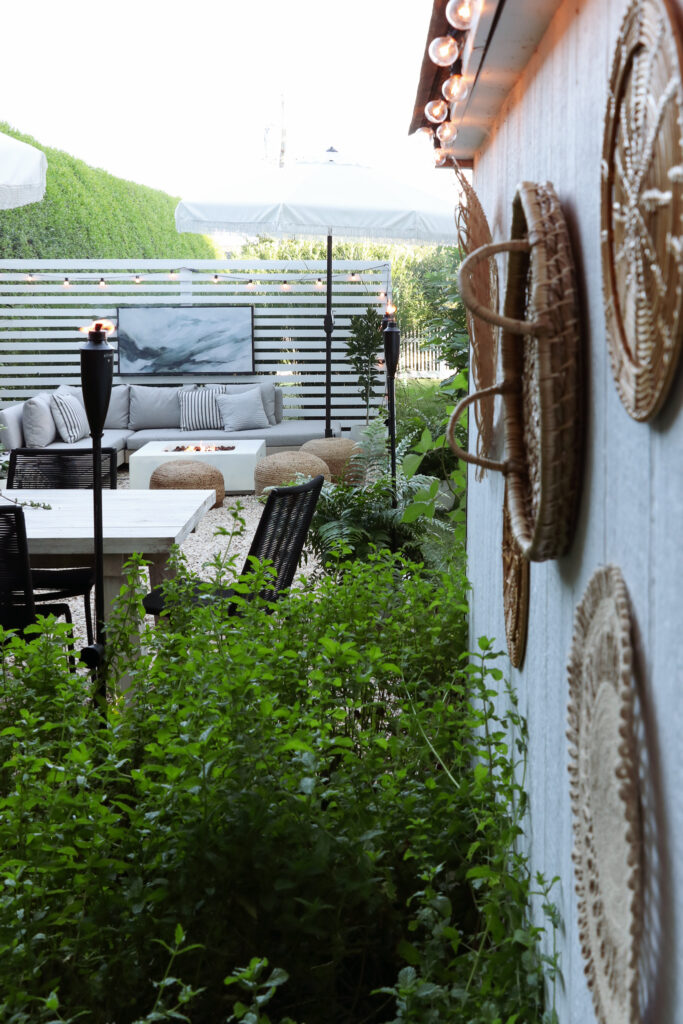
[{"xmin": 117, "ymin": 305, "xmax": 254, "ymax": 375}]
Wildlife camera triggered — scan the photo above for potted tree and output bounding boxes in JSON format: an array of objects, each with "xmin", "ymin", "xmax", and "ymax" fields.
[{"xmin": 346, "ymin": 306, "xmax": 384, "ymax": 439}]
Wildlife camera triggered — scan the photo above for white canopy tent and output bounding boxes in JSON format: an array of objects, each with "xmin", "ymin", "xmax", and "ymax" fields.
[
  {"xmin": 0, "ymin": 131, "xmax": 47, "ymax": 210},
  {"xmin": 175, "ymin": 154, "xmax": 460, "ymax": 434}
]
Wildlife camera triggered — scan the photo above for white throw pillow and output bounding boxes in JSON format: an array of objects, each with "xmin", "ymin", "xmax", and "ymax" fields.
[
  {"xmin": 216, "ymin": 388, "xmax": 270, "ymax": 431},
  {"xmin": 208, "ymin": 382, "xmax": 278, "ymax": 425},
  {"xmin": 51, "ymin": 391, "xmax": 90, "ymax": 444},
  {"xmin": 179, "ymin": 388, "xmax": 222, "ymax": 431}
]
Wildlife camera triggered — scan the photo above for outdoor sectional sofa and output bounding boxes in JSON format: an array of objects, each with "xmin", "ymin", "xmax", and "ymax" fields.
[{"xmin": 0, "ymin": 381, "xmax": 339, "ymax": 465}]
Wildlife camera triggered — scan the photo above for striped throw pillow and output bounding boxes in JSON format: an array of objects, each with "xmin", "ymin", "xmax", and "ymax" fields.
[
  {"xmin": 179, "ymin": 388, "xmax": 222, "ymax": 431},
  {"xmin": 50, "ymin": 391, "xmax": 89, "ymax": 443}
]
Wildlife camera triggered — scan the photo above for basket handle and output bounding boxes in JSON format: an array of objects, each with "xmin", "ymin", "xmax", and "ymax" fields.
[
  {"xmin": 446, "ymin": 381, "xmax": 518, "ymax": 474},
  {"xmin": 458, "ymin": 240, "xmax": 550, "ymax": 336}
]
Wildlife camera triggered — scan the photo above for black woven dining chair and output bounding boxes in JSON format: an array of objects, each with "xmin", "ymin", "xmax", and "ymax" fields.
[
  {"xmin": 0, "ymin": 505, "xmax": 73, "ymax": 636},
  {"xmin": 6, "ymin": 448, "xmax": 118, "ymax": 645},
  {"xmin": 143, "ymin": 474, "xmax": 325, "ymax": 618}
]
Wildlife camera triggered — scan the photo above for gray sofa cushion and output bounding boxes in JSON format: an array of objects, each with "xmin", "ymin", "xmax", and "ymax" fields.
[
  {"xmin": 216, "ymin": 389, "xmax": 269, "ymax": 431},
  {"xmin": 125, "ymin": 421, "xmax": 339, "ymax": 451},
  {"xmin": 104, "ymin": 385, "xmax": 130, "ymax": 429},
  {"xmin": 129, "ymin": 385, "xmax": 182, "ymax": 429},
  {"xmin": 45, "ymin": 429, "xmax": 132, "ymax": 453},
  {"xmin": 0, "ymin": 403, "xmax": 24, "ymax": 450},
  {"xmin": 23, "ymin": 394, "xmax": 58, "ymax": 447}
]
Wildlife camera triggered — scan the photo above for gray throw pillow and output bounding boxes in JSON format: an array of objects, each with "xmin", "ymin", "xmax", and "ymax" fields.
[
  {"xmin": 104, "ymin": 385, "xmax": 130, "ymax": 429},
  {"xmin": 179, "ymin": 389, "xmax": 222, "ymax": 431},
  {"xmin": 128, "ymin": 386, "xmax": 182, "ymax": 429},
  {"xmin": 51, "ymin": 391, "xmax": 90, "ymax": 444},
  {"xmin": 216, "ymin": 388, "xmax": 270, "ymax": 431},
  {"xmin": 211, "ymin": 382, "xmax": 278, "ymax": 425},
  {"xmin": 23, "ymin": 394, "xmax": 58, "ymax": 447}
]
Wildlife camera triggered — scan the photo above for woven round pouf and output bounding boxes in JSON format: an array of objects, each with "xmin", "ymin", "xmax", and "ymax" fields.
[
  {"xmin": 300, "ymin": 438, "xmax": 360, "ymax": 483},
  {"xmin": 149, "ymin": 460, "xmax": 225, "ymax": 509},
  {"xmin": 254, "ymin": 451, "xmax": 331, "ymax": 496}
]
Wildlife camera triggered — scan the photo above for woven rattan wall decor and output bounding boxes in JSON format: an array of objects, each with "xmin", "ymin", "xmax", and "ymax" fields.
[
  {"xmin": 447, "ymin": 181, "xmax": 583, "ymax": 561},
  {"xmin": 601, "ymin": 0, "xmax": 683, "ymax": 421},
  {"xmin": 502, "ymin": 481, "xmax": 529, "ymax": 668},
  {"xmin": 567, "ymin": 565, "xmax": 642, "ymax": 1024},
  {"xmin": 454, "ymin": 164, "xmax": 499, "ymax": 477}
]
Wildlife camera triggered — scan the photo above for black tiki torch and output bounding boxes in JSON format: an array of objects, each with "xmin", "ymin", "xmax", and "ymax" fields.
[
  {"xmin": 79, "ymin": 320, "xmax": 114, "ymax": 704},
  {"xmin": 381, "ymin": 306, "xmax": 401, "ymax": 507}
]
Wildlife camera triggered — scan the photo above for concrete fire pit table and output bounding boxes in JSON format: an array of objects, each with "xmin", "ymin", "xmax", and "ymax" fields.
[{"xmin": 128, "ymin": 439, "xmax": 267, "ymax": 493}]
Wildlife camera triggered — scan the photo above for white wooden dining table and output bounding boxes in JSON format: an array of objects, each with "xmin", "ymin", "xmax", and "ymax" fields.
[{"xmin": 6, "ymin": 488, "xmax": 216, "ymax": 618}]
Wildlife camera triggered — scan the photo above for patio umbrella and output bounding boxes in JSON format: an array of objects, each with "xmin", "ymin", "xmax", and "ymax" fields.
[
  {"xmin": 175, "ymin": 152, "xmax": 460, "ymax": 435},
  {"xmin": 0, "ymin": 130, "xmax": 47, "ymax": 209}
]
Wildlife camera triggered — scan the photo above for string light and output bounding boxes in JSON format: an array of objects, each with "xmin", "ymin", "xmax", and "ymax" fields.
[
  {"xmin": 168, "ymin": 270, "xmax": 178, "ymax": 280},
  {"xmin": 281, "ymin": 281, "xmax": 291, "ymax": 291},
  {"xmin": 434, "ymin": 148, "xmax": 453, "ymax": 167},
  {"xmin": 133, "ymin": 274, "xmax": 142, "ymax": 284},
  {"xmin": 446, "ymin": 0, "xmax": 473, "ymax": 30},
  {"xmin": 99, "ymin": 277, "xmax": 106, "ymax": 288},
  {"xmin": 246, "ymin": 279, "xmax": 255, "ymax": 289},
  {"xmin": 315, "ymin": 278, "xmax": 324, "ymax": 289},
  {"xmin": 425, "ymin": 99, "xmax": 449, "ymax": 124},
  {"xmin": 436, "ymin": 121, "xmax": 459, "ymax": 144},
  {"xmin": 348, "ymin": 272, "xmax": 361, "ymax": 282},
  {"xmin": 63, "ymin": 277, "xmax": 70, "ymax": 287},
  {"xmin": 213, "ymin": 273, "xmax": 220, "ymax": 284},
  {"xmin": 442, "ymin": 73, "xmax": 469, "ymax": 103},
  {"xmin": 428, "ymin": 35, "xmax": 459, "ymax": 67},
  {"xmin": 26, "ymin": 273, "xmax": 35, "ymax": 284}
]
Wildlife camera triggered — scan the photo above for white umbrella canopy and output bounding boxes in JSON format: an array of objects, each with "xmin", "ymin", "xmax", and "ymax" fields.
[
  {"xmin": 175, "ymin": 158, "xmax": 459, "ymax": 244},
  {"xmin": 175, "ymin": 153, "xmax": 460, "ymax": 434},
  {"xmin": 0, "ymin": 130, "xmax": 47, "ymax": 210}
]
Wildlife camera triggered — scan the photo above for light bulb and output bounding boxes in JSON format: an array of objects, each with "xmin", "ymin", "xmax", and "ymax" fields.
[
  {"xmin": 425, "ymin": 99, "xmax": 449, "ymax": 124},
  {"xmin": 246, "ymin": 279, "xmax": 255, "ymax": 289},
  {"xmin": 442, "ymin": 73, "xmax": 469, "ymax": 103},
  {"xmin": 428, "ymin": 35, "xmax": 458, "ymax": 67},
  {"xmin": 26, "ymin": 274, "xmax": 35, "ymax": 284},
  {"xmin": 133, "ymin": 274, "xmax": 142, "ymax": 284},
  {"xmin": 379, "ymin": 291, "xmax": 387, "ymax": 302},
  {"xmin": 168, "ymin": 271, "xmax": 178, "ymax": 280},
  {"xmin": 315, "ymin": 278, "xmax": 324, "ymax": 289},
  {"xmin": 436, "ymin": 121, "xmax": 458, "ymax": 144},
  {"xmin": 213, "ymin": 274, "xmax": 219, "ymax": 284},
  {"xmin": 434, "ymin": 148, "xmax": 453, "ymax": 167},
  {"xmin": 446, "ymin": 0, "xmax": 473, "ymax": 29},
  {"xmin": 63, "ymin": 277, "xmax": 70, "ymax": 287},
  {"xmin": 281, "ymin": 281, "xmax": 291, "ymax": 291},
  {"xmin": 99, "ymin": 277, "xmax": 106, "ymax": 288}
]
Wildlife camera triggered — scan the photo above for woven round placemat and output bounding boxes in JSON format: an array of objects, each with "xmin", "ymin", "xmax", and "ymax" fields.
[
  {"xmin": 567, "ymin": 565, "xmax": 642, "ymax": 1024},
  {"xmin": 454, "ymin": 164, "xmax": 499, "ymax": 477},
  {"xmin": 502, "ymin": 482, "xmax": 529, "ymax": 668},
  {"xmin": 601, "ymin": 0, "xmax": 683, "ymax": 421},
  {"xmin": 449, "ymin": 180, "xmax": 583, "ymax": 561}
]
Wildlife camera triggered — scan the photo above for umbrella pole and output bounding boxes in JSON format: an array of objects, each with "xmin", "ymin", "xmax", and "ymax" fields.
[{"xmin": 324, "ymin": 233, "xmax": 334, "ymax": 437}]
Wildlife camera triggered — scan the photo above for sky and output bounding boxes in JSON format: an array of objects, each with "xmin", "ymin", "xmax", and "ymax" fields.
[{"xmin": 1, "ymin": 0, "xmax": 456, "ymax": 206}]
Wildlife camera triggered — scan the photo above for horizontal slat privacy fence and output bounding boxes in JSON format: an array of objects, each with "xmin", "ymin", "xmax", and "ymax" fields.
[
  {"xmin": 398, "ymin": 333, "xmax": 448, "ymax": 377},
  {"xmin": 0, "ymin": 259, "xmax": 391, "ymax": 430}
]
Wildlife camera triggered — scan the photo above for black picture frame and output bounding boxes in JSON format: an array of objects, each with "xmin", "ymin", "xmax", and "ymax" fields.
[{"xmin": 116, "ymin": 305, "xmax": 255, "ymax": 376}]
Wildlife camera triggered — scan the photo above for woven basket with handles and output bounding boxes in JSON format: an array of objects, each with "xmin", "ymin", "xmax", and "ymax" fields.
[{"xmin": 447, "ymin": 181, "xmax": 583, "ymax": 561}]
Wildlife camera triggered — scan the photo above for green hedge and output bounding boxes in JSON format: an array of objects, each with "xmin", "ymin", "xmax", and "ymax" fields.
[{"xmin": 0, "ymin": 122, "xmax": 219, "ymax": 259}]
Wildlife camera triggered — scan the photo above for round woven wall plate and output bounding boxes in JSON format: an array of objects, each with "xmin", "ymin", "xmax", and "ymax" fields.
[
  {"xmin": 567, "ymin": 565, "xmax": 642, "ymax": 1024},
  {"xmin": 601, "ymin": 0, "xmax": 683, "ymax": 420},
  {"xmin": 502, "ymin": 481, "xmax": 529, "ymax": 668},
  {"xmin": 454, "ymin": 164, "xmax": 499, "ymax": 477},
  {"xmin": 449, "ymin": 180, "xmax": 583, "ymax": 561}
]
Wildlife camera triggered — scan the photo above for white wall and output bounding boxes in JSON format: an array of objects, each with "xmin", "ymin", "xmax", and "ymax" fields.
[{"xmin": 467, "ymin": 0, "xmax": 683, "ymax": 1019}]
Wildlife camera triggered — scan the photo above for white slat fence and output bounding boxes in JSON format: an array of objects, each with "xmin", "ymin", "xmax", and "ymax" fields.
[{"xmin": 0, "ymin": 259, "xmax": 391, "ymax": 430}]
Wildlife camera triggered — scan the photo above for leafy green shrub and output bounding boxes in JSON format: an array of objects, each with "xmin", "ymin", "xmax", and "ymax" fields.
[
  {"xmin": 346, "ymin": 306, "xmax": 384, "ymax": 424},
  {"xmin": 0, "ymin": 548, "xmax": 556, "ymax": 1023},
  {"xmin": 0, "ymin": 122, "xmax": 219, "ymax": 259}
]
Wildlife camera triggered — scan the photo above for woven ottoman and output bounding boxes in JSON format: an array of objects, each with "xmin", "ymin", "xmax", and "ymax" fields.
[
  {"xmin": 149, "ymin": 460, "xmax": 225, "ymax": 509},
  {"xmin": 300, "ymin": 438, "xmax": 361, "ymax": 483},
  {"xmin": 254, "ymin": 451, "xmax": 331, "ymax": 496}
]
